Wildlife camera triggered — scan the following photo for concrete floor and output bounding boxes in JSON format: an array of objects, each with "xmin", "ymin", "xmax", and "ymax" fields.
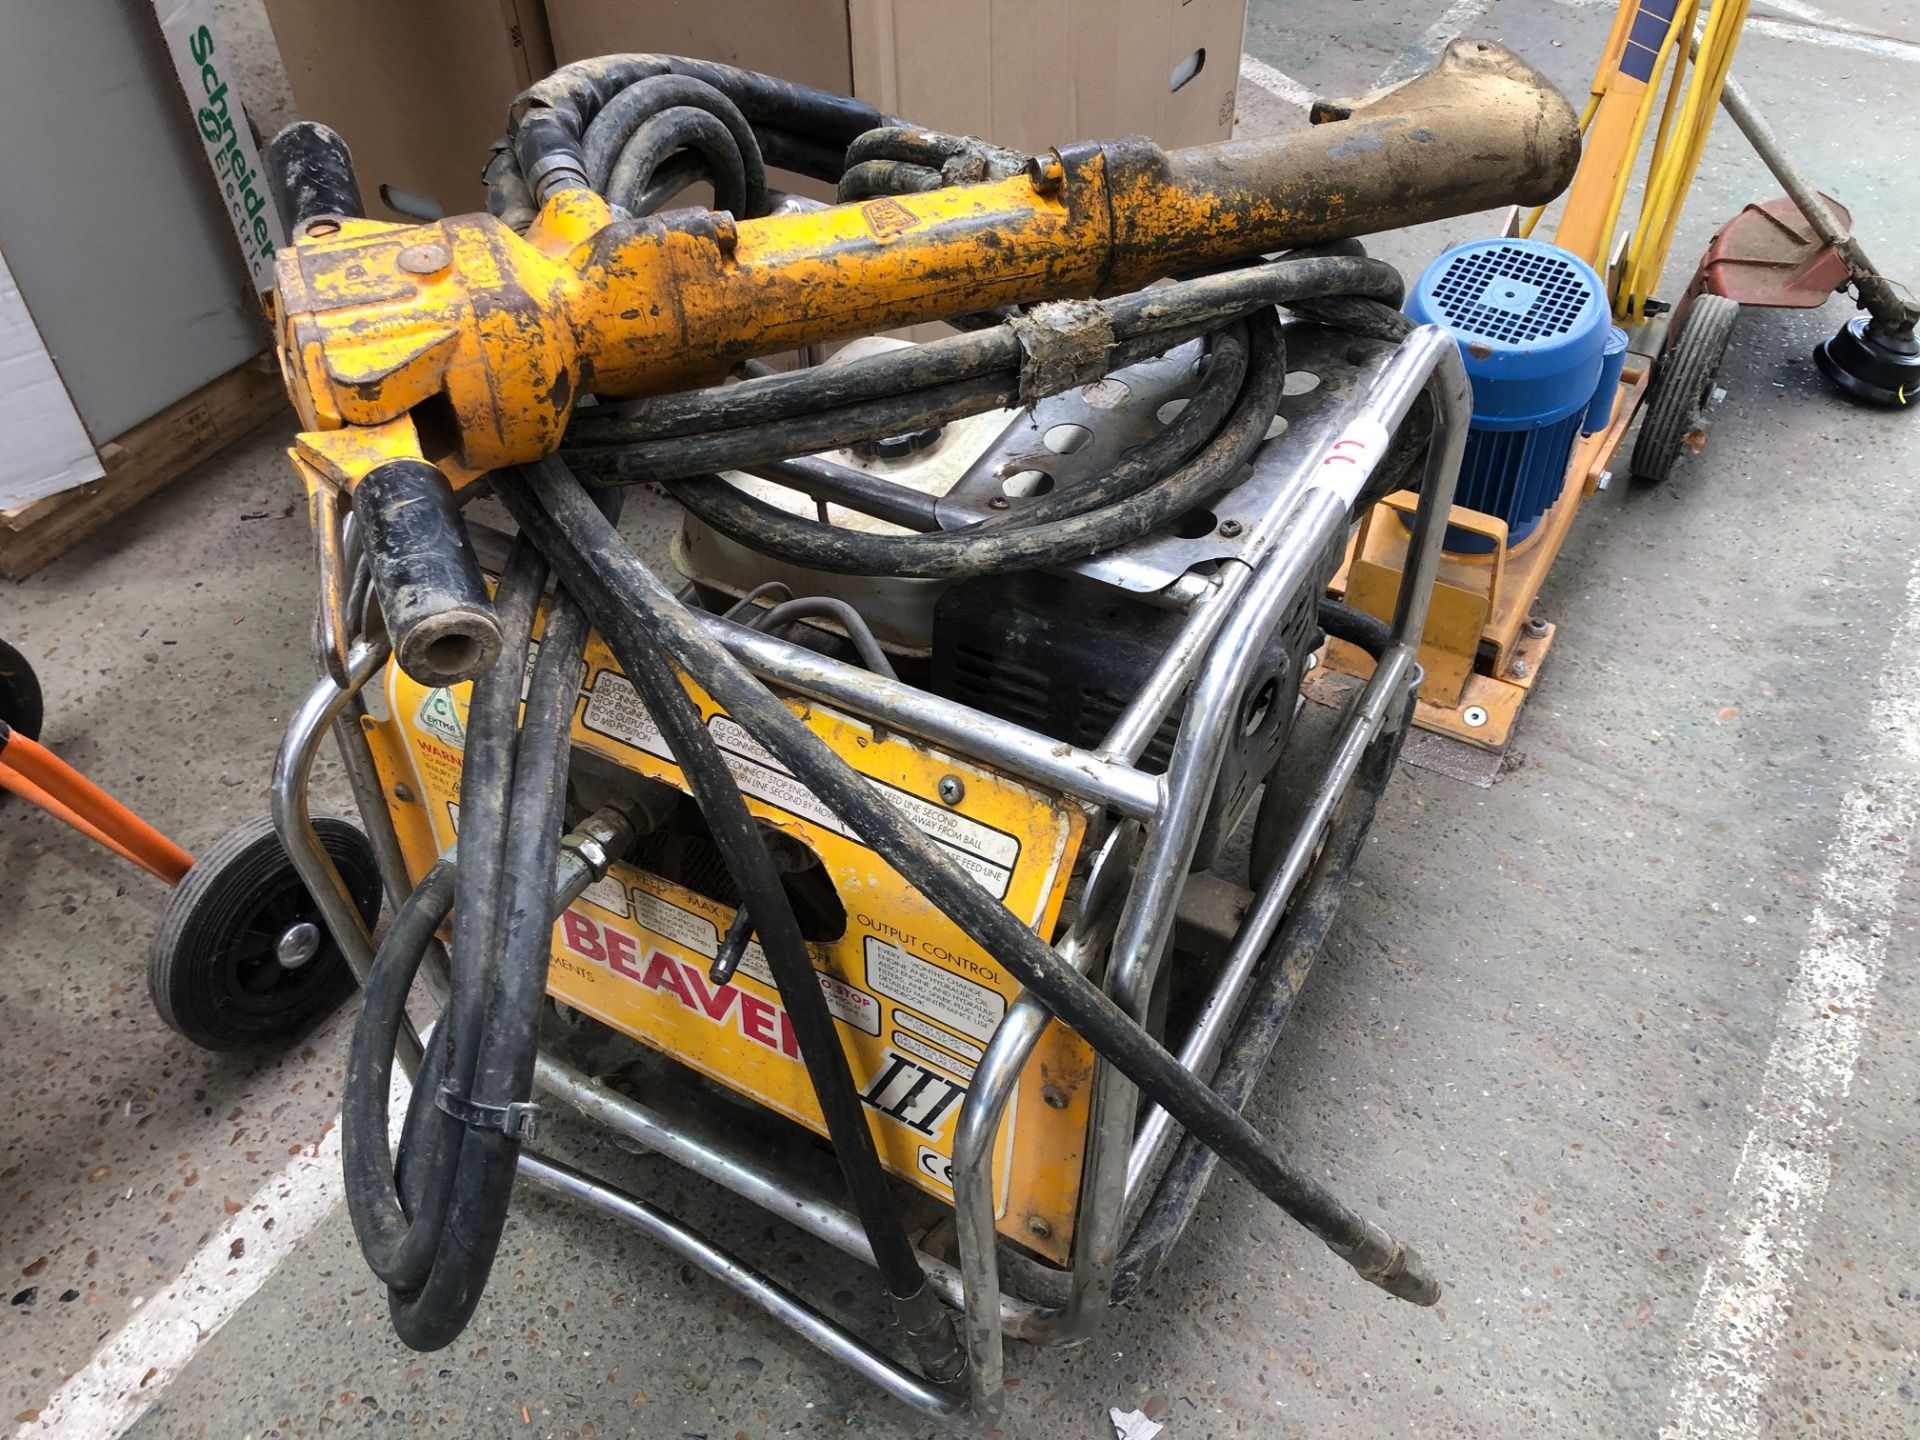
[{"xmin": 5, "ymin": 1, "xmax": 1918, "ymax": 1436}]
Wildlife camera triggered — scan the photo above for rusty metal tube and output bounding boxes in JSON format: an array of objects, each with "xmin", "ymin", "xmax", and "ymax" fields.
[{"xmin": 1103, "ymin": 40, "xmax": 1581, "ymax": 289}]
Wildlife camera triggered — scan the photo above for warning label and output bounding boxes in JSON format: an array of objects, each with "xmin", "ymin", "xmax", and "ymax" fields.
[
  {"xmin": 415, "ymin": 688, "xmax": 466, "ymax": 747},
  {"xmin": 578, "ymin": 874, "xmax": 629, "ymax": 917},
  {"xmin": 580, "ymin": 670, "xmax": 673, "ymax": 762},
  {"xmin": 705, "ymin": 715, "xmax": 1018, "ymax": 898},
  {"xmin": 864, "ymin": 937, "xmax": 1005, "ymax": 1042},
  {"xmin": 706, "ymin": 715, "xmax": 848, "ymax": 835},
  {"xmin": 633, "ymin": 889, "xmax": 719, "ymax": 957}
]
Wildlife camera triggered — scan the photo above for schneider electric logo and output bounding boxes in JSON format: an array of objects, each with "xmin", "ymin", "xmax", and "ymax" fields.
[{"xmin": 188, "ymin": 25, "xmax": 276, "ymax": 278}]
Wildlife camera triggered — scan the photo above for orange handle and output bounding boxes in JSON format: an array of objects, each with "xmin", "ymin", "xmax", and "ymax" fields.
[{"xmin": 0, "ymin": 732, "xmax": 194, "ymax": 884}]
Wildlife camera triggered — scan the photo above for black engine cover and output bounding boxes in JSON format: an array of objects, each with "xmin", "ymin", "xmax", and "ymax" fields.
[{"xmin": 929, "ymin": 568, "xmax": 1322, "ymax": 869}]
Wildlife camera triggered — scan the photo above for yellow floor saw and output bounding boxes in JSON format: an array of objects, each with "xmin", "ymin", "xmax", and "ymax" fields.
[{"xmin": 254, "ymin": 43, "xmax": 1579, "ymax": 1426}]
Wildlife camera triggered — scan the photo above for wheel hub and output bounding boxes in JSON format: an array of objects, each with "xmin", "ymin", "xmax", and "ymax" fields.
[{"xmin": 276, "ymin": 920, "xmax": 324, "ymax": 970}]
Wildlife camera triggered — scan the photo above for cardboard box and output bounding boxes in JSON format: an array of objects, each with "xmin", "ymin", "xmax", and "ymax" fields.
[
  {"xmin": 261, "ymin": 0, "xmax": 1241, "ymax": 227},
  {"xmin": 547, "ymin": 0, "xmax": 854, "ymax": 102},
  {"xmin": 262, "ymin": 0, "xmax": 554, "ymax": 223},
  {"xmin": 545, "ymin": 0, "xmax": 1247, "ymax": 153}
]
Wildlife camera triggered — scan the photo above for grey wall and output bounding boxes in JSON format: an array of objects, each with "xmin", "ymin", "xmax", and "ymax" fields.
[{"xmin": 0, "ymin": 1, "xmax": 265, "ymax": 442}]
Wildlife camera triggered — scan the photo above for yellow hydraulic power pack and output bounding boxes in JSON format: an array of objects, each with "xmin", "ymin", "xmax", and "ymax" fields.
[{"xmin": 257, "ymin": 43, "xmax": 1580, "ymax": 1427}]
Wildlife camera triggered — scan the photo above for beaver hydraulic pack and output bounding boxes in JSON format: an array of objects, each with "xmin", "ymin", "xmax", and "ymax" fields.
[{"xmin": 255, "ymin": 44, "xmax": 1580, "ymax": 1426}]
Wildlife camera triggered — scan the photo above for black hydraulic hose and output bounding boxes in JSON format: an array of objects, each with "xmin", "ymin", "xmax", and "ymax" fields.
[
  {"xmin": 652, "ymin": 326, "xmax": 1239, "ymax": 544},
  {"xmin": 608, "ymin": 107, "xmax": 753, "ymax": 218},
  {"xmin": 660, "ymin": 309, "xmax": 1284, "ymax": 580},
  {"xmin": 570, "ymin": 374, "xmax": 1024, "ymax": 486},
  {"xmin": 580, "ymin": 331, "xmax": 1012, "ymax": 444},
  {"xmin": 839, "ymin": 158, "xmax": 945, "ymax": 200},
  {"xmin": 566, "ymin": 255, "xmax": 1405, "ymax": 451},
  {"xmin": 563, "ymin": 310, "xmax": 1403, "ymax": 498},
  {"xmin": 386, "ymin": 551, "xmax": 594, "ymax": 1350},
  {"xmin": 266, "ymin": 121, "xmax": 364, "ymax": 231},
  {"xmin": 493, "ymin": 473, "xmax": 936, "ymax": 1312},
  {"xmin": 1316, "ymin": 598, "xmax": 1393, "ymax": 660},
  {"xmin": 581, "ymin": 73, "xmax": 767, "ymax": 212},
  {"xmin": 340, "ymin": 544, "xmax": 549, "ymax": 1293},
  {"xmin": 443, "ymin": 539, "xmax": 547, "ymax": 1080},
  {"xmin": 630, "ymin": 151, "xmax": 711, "ymax": 216},
  {"xmin": 341, "ymin": 858, "xmax": 455, "ymax": 1283},
  {"xmin": 506, "ymin": 55, "xmax": 891, "ymax": 205},
  {"xmin": 503, "ymin": 457, "xmax": 1443, "ymax": 1306},
  {"xmin": 754, "ymin": 129, "xmax": 852, "ymax": 185},
  {"xmin": 843, "ymin": 127, "xmax": 965, "ymax": 171}
]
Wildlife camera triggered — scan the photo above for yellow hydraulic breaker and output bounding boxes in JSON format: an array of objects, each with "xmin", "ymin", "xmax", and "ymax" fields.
[{"xmin": 267, "ymin": 41, "xmax": 1580, "ymax": 685}]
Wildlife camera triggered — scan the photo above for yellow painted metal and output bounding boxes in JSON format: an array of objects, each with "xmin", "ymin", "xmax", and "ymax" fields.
[
  {"xmin": 1612, "ymin": 0, "xmax": 1752, "ymax": 321},
  {"xmin": 1551, "ymin": 0, "xmax": 1698, "ymax": 276},
  {"xmin": 1326, "ymin": 360, "xmax": 1650, "ymax": 750},
  {"xmin": 357, "ymin": 613, "xmax": 1093, "ymax": 1261},
  {"xmin": 266, "ymin": 41, "xmax": 1579, "ymax": 495}
]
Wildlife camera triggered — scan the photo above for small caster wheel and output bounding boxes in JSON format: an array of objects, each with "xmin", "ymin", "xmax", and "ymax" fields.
[
  {"xmin": 149, "ymin": 814, "xmax": 381, "ymax": 1050},
  {"xmin": 1630, "ymin": 294, "xmax": 1739, "ymax": 484},
  {"xmin": 0, "ymin": 637, "xmax": 44, "ymax": 741}
]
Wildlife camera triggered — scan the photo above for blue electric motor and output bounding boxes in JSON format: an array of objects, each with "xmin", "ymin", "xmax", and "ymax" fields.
[{"xmin": 1406, "ymin": 239, "xmax": 1617, "ymax": 552}]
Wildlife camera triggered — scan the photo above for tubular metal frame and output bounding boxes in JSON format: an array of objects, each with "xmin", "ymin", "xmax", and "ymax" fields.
[{"xmin": 271, "ymin": 322, "xmax": 1470, "ymax": 1430}]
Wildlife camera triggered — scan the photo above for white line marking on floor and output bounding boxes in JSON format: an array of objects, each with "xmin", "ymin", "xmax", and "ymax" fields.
[
  {"xmin": 1756, "ymin": 0, "xmax": 1866, "ymax": 31},
  {"xmin": 15, "ymin": 1071, "xmax": 411, "ymax": 1440},
  {"xmin": 1746, "ymin": 15, "xmax": 1920, "ymax": 63},
  {"xmin": 1546, "ymin": 0, "xmax": 1920, "ymax": 63},
  {"xmin": 1660, "ymin": 555, "xmax": 1920, "ymax": 1439},
  {"xmin": 1238, "ymin": 53, "xmax": 1317, "ymax": 109},
  {"xmin": 1378, "ymin": 0, "xmax": 1496, "ymax": 85}
]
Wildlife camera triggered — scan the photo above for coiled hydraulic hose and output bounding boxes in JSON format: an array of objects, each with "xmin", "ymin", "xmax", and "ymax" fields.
[
  {"xmin": 341, "ymin": 531, "xmax": 591, "ymax": 1347},
  {"xmin": 341, "ymin": 541, "xmax": 549, "ymax": 1302},
  {"xmin": 662, "ymin": 314, "xmax": 1280, "ymax": 579}
]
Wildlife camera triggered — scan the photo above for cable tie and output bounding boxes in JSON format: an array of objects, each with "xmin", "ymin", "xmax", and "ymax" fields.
[{"xmin": 435, "ymin": 1086, "xmax": 542, "ymax": 1143}]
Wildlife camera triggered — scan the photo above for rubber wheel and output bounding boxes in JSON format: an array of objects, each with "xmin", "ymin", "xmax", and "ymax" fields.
[
  {"xmin": 1248, "ymin": 695, "xmax": 1350, "ymax": 889},
  {"xmin": 0, "ymin": 638, "xmax": 44, "ymax": 742},
  {"xmin": 1629, "ymin": 294, "xmax": 1739, "ymax": 484},
  {"xmin": 149, "ymin": 814, "xmax": 381, "ymax": 1050}
]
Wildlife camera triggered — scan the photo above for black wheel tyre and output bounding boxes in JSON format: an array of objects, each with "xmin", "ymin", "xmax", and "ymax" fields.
[
  {"xmin": 1248, "ymin": 696, "xmax": 1350, "ymax": 889},
  {"xmin": 149, "ymin": 814, "xmax": 381, "ymax": 1050},
  {"xmin": 0, "ymin": 638, "xmax": 44, "ymax": 741},
  {"xmin": 1629, "ymin": 294, "xmax": 1740, "ymax": 484}
]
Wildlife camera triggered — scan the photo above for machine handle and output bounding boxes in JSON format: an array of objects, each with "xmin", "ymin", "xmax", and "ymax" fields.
[
  {"xmin": 354, "ymin": 460, "xmax": 502, "ymax": 685},
  {"xmin": 268, "ymin": 121, "xmax": 366, "ymax": 232}
]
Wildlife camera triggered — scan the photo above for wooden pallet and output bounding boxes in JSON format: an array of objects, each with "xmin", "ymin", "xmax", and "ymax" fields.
[{"xmin": 0, "ymin": 357, "xmax": 288, "ymax": 581}]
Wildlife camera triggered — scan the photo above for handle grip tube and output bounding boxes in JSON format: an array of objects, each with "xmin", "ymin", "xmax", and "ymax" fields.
[
  {"xmin": 353, "ymin": 460, "xmax": 502, "ymax": 684},
  {"xmin": 267, "ymin": 121, "xmax": 366, "ymax": 231}
]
